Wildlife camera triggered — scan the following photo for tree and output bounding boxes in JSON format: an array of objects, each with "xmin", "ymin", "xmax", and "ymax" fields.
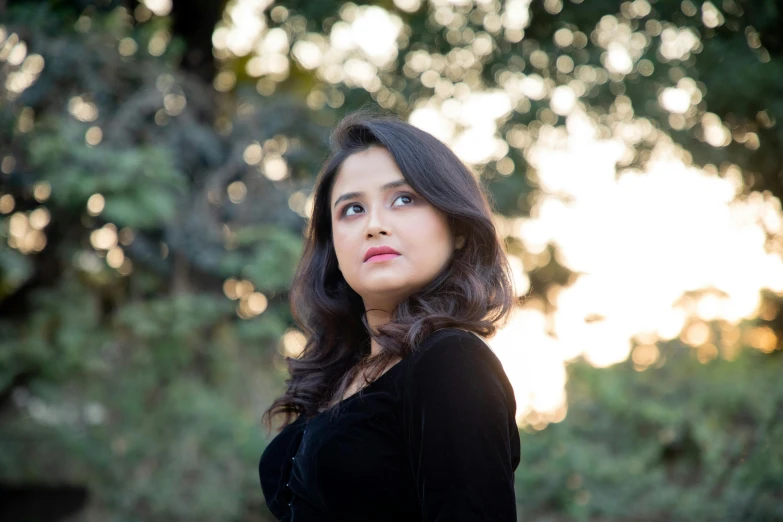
[{"xmin": 1, "ymin": 0, "xmax": 782, "ymax": 520}]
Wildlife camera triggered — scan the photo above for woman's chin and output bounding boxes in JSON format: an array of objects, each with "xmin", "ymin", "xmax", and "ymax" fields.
[{"xmin": 361, "ymin": 283, "xmax": 413, "ymax": 302}]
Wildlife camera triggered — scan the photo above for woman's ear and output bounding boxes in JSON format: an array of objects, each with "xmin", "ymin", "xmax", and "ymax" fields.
[{"xmin": 450, "ymin": 217, "xmax": 465, "ymax": 250}]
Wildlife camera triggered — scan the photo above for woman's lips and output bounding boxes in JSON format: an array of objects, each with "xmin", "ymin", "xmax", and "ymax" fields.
[{"xmin": 364, "ymin": 253, "xmax": 401, "ymax": 263}]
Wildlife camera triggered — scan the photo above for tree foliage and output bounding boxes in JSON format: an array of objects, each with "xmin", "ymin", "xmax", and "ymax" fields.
[
  {"xmin": 517, "ymin": 347, "xmax": 783, "ymax": 522},
  {"xmin": 1, "ymin": 0, "xmax": 782, "ymax": 520}
]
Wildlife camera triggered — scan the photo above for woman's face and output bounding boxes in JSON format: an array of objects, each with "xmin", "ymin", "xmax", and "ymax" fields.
[{"xmin": 329, "ymin": 145, "xmax": 456, "ymax": 313}]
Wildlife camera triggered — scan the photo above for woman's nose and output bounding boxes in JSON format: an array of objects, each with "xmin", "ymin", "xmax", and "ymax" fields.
[{"xmin": 364, "ymin": 204, "xmax": 390, "ymax": 237}]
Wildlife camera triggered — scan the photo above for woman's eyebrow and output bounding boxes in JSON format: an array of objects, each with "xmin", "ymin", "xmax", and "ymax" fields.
[{"xmin": 332, "ymin": 179, "xmax": 410, "ymax": 210}]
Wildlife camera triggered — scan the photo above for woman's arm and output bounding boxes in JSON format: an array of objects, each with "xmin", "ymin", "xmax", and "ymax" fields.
[{"xmin": 402, "ymin": 331, "xmax": 520, "ymax": 521}]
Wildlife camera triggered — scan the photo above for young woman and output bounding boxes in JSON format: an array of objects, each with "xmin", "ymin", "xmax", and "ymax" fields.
[{"xmin": 258, "ymin": 112, "xmax": 521, "ymax": 521}]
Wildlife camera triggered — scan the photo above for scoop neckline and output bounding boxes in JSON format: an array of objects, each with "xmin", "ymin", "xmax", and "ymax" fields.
[
  {"xmin": 306, "ymin": 328, "xmax": 476, "ymax": 420},
  {"xmin": 311, "ymin": 356, "xmax": 408, "ymax": 419}
]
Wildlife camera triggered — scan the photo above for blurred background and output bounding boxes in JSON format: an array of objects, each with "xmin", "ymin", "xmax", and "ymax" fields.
[{"xmin": 1, "ymin": 0, "xmax": 782, "ymax": 520}]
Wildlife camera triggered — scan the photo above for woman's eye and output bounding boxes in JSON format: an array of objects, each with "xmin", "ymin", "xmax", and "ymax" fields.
[
  {"xmin": 393, "ymin": 193, "xmax": 414, "ymax": 206},
  {"xmin": 341, "ymin": 193, "xmax": 414, "ymax": 217},
  {"xmin": 343, "ymin": 203, "xmax": 363, "ymax": 217}
]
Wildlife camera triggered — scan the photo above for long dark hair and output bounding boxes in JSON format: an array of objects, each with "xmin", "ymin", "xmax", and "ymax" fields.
[{"xmin": 262, "ymin": 112, "xmax": 517, "ymax": 433}]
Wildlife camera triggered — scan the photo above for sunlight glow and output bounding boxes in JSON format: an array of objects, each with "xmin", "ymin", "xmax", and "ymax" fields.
[
  {"xmin": 142, "ymin": 0, "xmax": 172, "ymax": 16},
  {"xmin": 410, "ymin": 90, "xmax": 513, "ymax": 164},
  {"xmin": 660, "ymin": 26, "xmax": 701, "ymax": 61},
  {"xmin": 487, "ymin": 307, "xmax": 567, "ymax": 428},
  {"xmin": 350, "ymin": 6, "xmax": 402, "ymax": 65},
  {"xmin": 488, "ymin": 105, "xmax": 783, "ymax": 425}
]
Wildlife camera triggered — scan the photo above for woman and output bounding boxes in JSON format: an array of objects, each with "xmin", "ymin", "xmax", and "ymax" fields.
[{"xmin": 258, "ymin": 112, "xmax": 521, "ymax": 521}]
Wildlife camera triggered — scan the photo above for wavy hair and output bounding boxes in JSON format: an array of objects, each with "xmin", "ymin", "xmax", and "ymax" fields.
[{"xmin": 262, "ymin": 112, "xmax": 518, "ymax": 433}]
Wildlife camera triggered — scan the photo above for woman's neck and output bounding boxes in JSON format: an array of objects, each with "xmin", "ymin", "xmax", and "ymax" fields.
[{"xmin": 364, "ymin": 308, "xmax": 391, "ymax": 357}]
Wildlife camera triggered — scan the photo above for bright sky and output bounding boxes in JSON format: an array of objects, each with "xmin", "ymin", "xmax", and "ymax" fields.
[{"xmin": 482, "ymin": 111, "xmax": 783, "ymax": 426}]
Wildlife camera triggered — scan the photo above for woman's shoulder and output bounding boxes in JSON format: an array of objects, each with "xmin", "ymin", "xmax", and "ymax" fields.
[
  {"xmin": 414, "ymin": 327, "xmax": 492, "ymax": 358},
  {"xmin": 406, "ymin": 327, "xmax": 502, "ymax": 376},
  {"xmin": 400, "ymin": 326, "xmax": 517, "ymax": 421}
]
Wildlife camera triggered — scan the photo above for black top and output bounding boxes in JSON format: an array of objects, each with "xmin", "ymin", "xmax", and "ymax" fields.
[{"xmin": 258, "ymin": 328, "xmax": 521, "ymax": 521}]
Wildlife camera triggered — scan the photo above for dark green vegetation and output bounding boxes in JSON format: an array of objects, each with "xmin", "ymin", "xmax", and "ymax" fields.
[
  {"xmin": 518, "ymin": 347, "xmax": 783, "ymax": 522},
  {"xmin": 1, "ymin": 0, "xmax": 781, "ymax": 520}
]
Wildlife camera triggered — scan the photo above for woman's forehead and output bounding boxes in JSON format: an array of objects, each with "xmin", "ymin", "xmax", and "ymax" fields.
[{"xmin": 330, "ymin": 148, "xmax": 408, "ymax": 199}]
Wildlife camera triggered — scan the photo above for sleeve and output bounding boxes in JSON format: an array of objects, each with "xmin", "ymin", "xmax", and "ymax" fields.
[{"xmin": 402, "ymin": 331, "xmax": 520, "ymax": 522}]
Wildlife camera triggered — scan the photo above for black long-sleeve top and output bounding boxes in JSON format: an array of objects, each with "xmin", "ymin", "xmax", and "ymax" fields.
[{"xmin": 258, "ymin": 328, "xmax": 521, "ymax": 521}]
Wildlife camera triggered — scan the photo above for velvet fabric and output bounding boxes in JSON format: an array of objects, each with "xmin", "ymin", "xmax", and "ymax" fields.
[{"xmin": 258, "ymin": 328, "xmax": 521, "ymax": 521}]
